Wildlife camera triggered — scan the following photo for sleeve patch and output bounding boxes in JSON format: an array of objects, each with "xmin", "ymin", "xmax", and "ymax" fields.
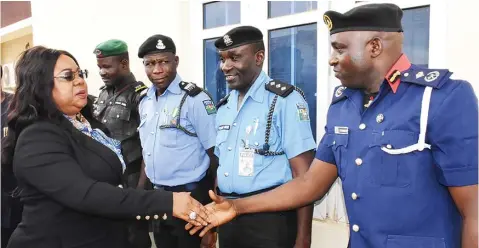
[
  {"xmin": 203, "ymin": 100, "xmax": 217, "ymax": 115},
  {"xmin": 296, "ymin": 103, "xmax": 310, "ymax": 121}
]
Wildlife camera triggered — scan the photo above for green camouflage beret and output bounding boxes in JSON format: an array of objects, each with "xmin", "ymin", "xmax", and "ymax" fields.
[{"xmin": 93, "ymin": 39, "xmax": 128, "ymax": 58}]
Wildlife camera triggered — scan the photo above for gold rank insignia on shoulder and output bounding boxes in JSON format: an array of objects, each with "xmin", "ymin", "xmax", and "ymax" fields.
[{"xmin": 135, "ymin": 85, "xmax": 148, "ymax": 92}]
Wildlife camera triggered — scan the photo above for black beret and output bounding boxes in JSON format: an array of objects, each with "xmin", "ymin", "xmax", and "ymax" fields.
[
  {"xmin": 323, "ymin": 3, "xmax": 403, "ymax": 35},
  {"xmin": 138, "ymin": 34, "xmax": 176, "ymax": 58},
  {"xmin": 214, "ymin": 26, "xmax": 263, "ymax": 51}
]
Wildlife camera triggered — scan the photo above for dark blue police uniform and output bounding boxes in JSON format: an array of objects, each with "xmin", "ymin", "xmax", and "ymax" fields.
[
  {"xmin": 315, "ymin": 4, "xmax": 478, "ymax": 248},
  {"xmin": 316, "ymin": 55, "xmax": 478, "ymax": 248}
]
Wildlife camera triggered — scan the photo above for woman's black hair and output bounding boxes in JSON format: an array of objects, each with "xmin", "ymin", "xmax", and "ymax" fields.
[{"xmin": 2, "ymin": 46, "xmax": 80, "ymax": 169}]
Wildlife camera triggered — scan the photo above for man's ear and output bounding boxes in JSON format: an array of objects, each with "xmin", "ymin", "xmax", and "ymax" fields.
[
  {"xmin": 174, "ymin": 55, "xmax": 180, "ymax": 68},
  {"xmin": 369, "ymin": 37, "xmax": 383, "ymax": 58},
  {"xmin": 255, "ymin": 50, "xmax": 265, "ymax": 66},
  {"xmin": 120, "ymin": 59, "xmax": 129, "ymax": 69}
]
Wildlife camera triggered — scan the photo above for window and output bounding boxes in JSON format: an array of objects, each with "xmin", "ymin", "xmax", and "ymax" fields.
[
  {"xmin": 268, "ymin": 1, "xmax": 317, "ymax": 18},
  {"xmin": 204, "ymin": 38, "xmax": 227, "ymax": 104},
  {"xmin": 402, "ymin": 6, "xmax": 430, "ymax": 67},
  {"xmin": 269, "ymin": 23, "xmax": 318, "ymax": 139},
  {"xmin": 203, "ymin": 1, "xmax": 241, "ymax": 29}
]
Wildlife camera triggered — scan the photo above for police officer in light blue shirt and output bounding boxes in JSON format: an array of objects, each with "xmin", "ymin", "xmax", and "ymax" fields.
[
  {"xmin": 137, "ymin": 34, "xmax": 218, "ymax": 248},
  {"xmin": 213, "ymin": 26, "xmax": 317, "ymax": 248}
]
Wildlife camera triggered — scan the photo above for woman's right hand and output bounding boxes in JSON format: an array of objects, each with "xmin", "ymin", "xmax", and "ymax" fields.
[{"xmin": 172, "ymin": 192, "xmax": 210, "ymax": 227}]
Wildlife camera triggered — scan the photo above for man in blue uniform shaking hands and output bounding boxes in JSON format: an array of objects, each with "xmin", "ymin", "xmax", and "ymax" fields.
[{"xmin": 188, "ymin": 3, "xmax": 478, "ymax": 248}]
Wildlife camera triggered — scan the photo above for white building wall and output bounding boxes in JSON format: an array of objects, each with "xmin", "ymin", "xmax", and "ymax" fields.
[{"xmin": 30, "ymin": 0, "xmax": 197, "ymax": 96}]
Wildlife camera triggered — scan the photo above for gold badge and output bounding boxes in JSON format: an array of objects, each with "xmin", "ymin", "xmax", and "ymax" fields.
[{"xmin": 323, "ymin": 15, "xmax": 333, "ymax": 31}]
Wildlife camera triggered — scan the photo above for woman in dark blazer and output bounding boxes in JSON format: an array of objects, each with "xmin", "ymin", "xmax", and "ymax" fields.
[{"xmin": 1, "ymin": 46, "xmax": 210, "ymax": 248}]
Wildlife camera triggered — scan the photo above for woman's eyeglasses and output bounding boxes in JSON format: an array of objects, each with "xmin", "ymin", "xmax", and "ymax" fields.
[{"xmin": 54, "ymin": 69, "xmax": 89, "ymax": 82}]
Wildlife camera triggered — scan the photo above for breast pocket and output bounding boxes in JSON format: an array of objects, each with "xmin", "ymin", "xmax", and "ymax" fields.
[
  {"xmin": 158, "ymin": 127, "xmax": 178, "ymax": 148},
  {"xmin": 386, "ymin": 235, "xmax": 446, "ymax": 248},
  {"xmin": 326, "ymin": 133, "xmax": 349, "ymax": 180},
  {"xmin": 368, "ymin": 130, "xmax": 417, "ymax": 188},
  {"xmin": 249, "ymin": 115, "xmax": 279, "ymax": 150},
  {"xmin": 108, "ymin": 104, "xmax": 131, "ymax": 121}
]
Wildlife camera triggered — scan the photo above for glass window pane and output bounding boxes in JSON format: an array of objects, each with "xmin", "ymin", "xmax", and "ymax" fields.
[
  {"xmin": 268, "ymin": 1, "xmax": 317, "ymax": 18},
  {"xmin": 203, "ymin": 1, "xmax": 241, "ymax": 29},
  {"xmin": 402, "ymin": 6, "xmax": 430, "ymax": 67},
  {"xmin": 269, "ymin": 24, "xmax": 318, "ymax": 140},
  {"xmin": 204, "ymin": 38, "xmax": 228, "ymax": 104}
]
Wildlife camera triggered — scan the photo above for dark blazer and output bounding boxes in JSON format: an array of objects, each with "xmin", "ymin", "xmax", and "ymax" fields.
[
  {"xmin": 7, "ymin": 116, "xmax": 172, "ymax": 248},
  {"xmin": 1, "ymin": 92, "xmax": 23, "ymax": 229}
]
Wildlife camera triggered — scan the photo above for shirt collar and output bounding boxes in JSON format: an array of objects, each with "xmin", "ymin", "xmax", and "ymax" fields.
[
  {"xmin": 242, "ymin": 71, "xmax": 269, "ymax": 103},
  {"xmin": 385, "ymin": 54, "xmax": 411, "ymax": 93},
  {"xmin": 146, "ymin": 73, "xmax": 182, "ymax": 98}
]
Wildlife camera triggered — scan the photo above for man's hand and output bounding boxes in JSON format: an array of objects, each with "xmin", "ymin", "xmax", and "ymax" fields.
[
  {"xmin": 172, "ymin": 192, "xmax": 210, "ymax": 227},
  {"xmin": 200, "ymin": 231, "xmax": 217, "ymax": 248},
  {"xmin": 185, "ymin": 190, "xmax": 237, "ymax": 237}
]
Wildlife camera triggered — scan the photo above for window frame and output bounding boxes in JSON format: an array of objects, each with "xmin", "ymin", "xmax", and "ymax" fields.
[
  {"xmin": 267, "ymin": 1, "xmax": 318, "ymax": 19},
  {"xmin": 202, "ymin": 1, "xmax": 241, "ymax": 30}
]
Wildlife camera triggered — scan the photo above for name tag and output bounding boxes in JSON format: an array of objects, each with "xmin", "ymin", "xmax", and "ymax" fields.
[
  {"xmin": 219, "ymin": 125, "xmax": 230, "ymax": 131},
  {"xmin": 334, "ymin": 126, "xmax": 349, "ymax": 135},
  {"xmin": 115, "ymin": 101, "xmax": 127, "ymax": 107}
]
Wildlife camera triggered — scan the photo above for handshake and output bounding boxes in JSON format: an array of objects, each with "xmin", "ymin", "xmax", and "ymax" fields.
[{"xmin": 171, "ymin": 190, "xmax": 236, "ymax": 237}]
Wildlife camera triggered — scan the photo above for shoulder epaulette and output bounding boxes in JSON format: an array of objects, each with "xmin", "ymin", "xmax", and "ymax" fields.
[
  {"xmin": 179, "ymin": 81, "xmax": 202, "ymax": 97},
  {"xmin": 331, "ymin": 86, "xmax": 348, "ymax": 104},
  {"xmin": 134, "ymin": 81, "xmax": 148, "ymax": 92},
  {"xmin": 216, "ymin": 93, "xmax": 230, "ymax": 109},
  {"xmin": 401, "ymin": 67, "xmax": 452, "ymax": 89},
  {"xmin": 265, "ymin": 80, "xmax": 294, "ymax": 97}
]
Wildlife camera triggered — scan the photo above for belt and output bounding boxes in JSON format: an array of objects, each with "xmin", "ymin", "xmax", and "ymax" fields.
[
  {"xmin": 217, "ymin": 185, "xmax": 278, "ymax": 198},
  {"xmin": 154, "ymin": 177, "xmax": 207, "ymax": 192}
]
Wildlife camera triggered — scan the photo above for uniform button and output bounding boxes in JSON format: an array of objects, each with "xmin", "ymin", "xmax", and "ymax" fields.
[
  {"xmin": 151, "ymin": 132, "xmax": 155, "ymax": 135},
  {"xmin": 147, "ymin": 153, "xmax": 151, "ymax": 156},
  {"xmin": 155, "ymin": 112, "xmax": 159, "ymax": 115},
  {"xmin": 359, "ymin": 123, "xmax": 366, "ymax": 130},
  {"xmin": 136, "ymin": 215, "xmax": 141, "ymax": 220},
  {"xmin": 154, "ymin": 214, "xmax": 159, "ymax": 220},
  {"xmin": 355, "ymin": 158, "xmax": 363, "ymax": 166},
  {"xmin": 228, "ymin": 147, "xmax": 232, "ymax": 151},
  {"xmin": 233, "ymin": 123, "xmax": 237, "ymax": 126},
  {"xmin": 103, "ymin": 119, "xmax": 107, "ymax": 123},
  {"xmin": 351, "ymin": 193, "xmax": 358, "ymax": 200},
  {"xmin": 404, "ymin": 72, "xmax": 409, "ymax": 77},
  {"xmin": 116, "ymin": 114, "xmax": 120, "ymax": 118},
  {"xmin": 162, "ymin": 214, "xmax": 168, "ymax": 220},
  {"xmin": 224, "ymin": 172, "xmax": 229, "ymax": 177},
  {"xmin": 145, "ymin": 215, "xmax": 150, "ymax": 220},
  {"xmin": 386, "ymin": 144, "xmax": 392, "ymax": 149},
  {"xmin": 332, "ymin": 141, "xmax": 336, "ymax": 145},
  {"xmin": 352, "ymin": 224, "xmax": 360, "ymax": 232},
  {"xmin": 376, "ymin": 114, "xmax": 384, "ymax": 123},
  {"xmin": 118, "ymin": 184, "xmax": 123, "ymax": 188},
  {"xmin": 109, "ymin": 102, "xmax": 112, "ymax": 105},
  {"xmin": 254, "ymin": 142, "xmax": 259, "ymax": 146}
]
